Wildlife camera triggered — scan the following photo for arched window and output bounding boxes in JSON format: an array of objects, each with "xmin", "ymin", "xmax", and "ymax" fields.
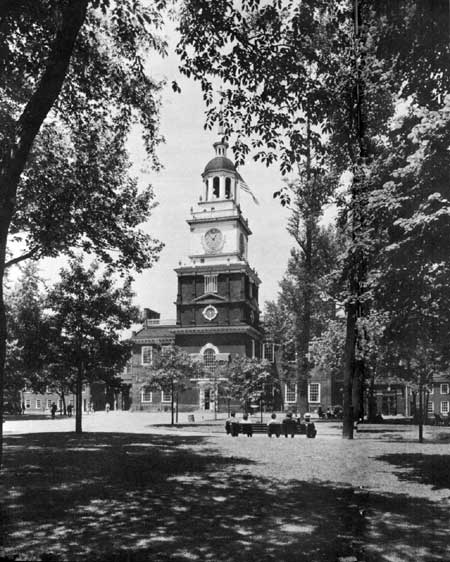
[
  {"xmin": 225, "ymin": 177, "xmax": 231, "ymax": 199},
  {"xmin": 205, "ymin": 179, "xmax": 209, "ymax": 201},
  {"xmin": 213, "ymin": 177, "xmax": 220, "ymax": 198},
  {"xmin": 204, "ymin": 348, "xmax": 216, "ymax": 373}
]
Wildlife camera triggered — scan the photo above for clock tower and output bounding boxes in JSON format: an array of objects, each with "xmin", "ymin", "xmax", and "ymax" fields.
[{"xmin": 173, "ymin": 133, "xmax": 263, "ymax": 372}]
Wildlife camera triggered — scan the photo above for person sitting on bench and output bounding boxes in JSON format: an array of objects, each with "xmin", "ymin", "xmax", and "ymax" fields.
[
  {"xmin": 240, "ymin": 413, "xmax": 253, "ymax": 437},
  {"xmin": 267, "ymin": 413, "xmax": 281, "ymax": 438},
  {"xmin": 304, "ymin": 414, "xmax": 317, "ymax": 438},
  {"xmin": 282, "ymin": 411, "xmax": 297, "ymax": 438}
]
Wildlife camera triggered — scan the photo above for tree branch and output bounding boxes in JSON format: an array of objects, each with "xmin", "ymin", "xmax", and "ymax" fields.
[
  {"xmin": 5, "ymin": 247, "xmax": 40, "ymax": 269},
  {"xmin": 1, "ymin": 0, "xmax": 89, "ymax": 203}
]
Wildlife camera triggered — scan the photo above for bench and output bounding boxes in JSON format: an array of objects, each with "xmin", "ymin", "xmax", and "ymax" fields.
[{"xmin": 226, "ymin": 421, "xmax": 316, "ymax": 437}]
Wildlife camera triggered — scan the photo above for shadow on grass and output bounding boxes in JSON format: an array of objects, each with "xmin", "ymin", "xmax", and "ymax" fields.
[
  {"xmin": 376, "ymin": 453, "xmax": 450, "ymax": 491},
  {"xmin": 1, "ymin": 432, "xmax": 450, "ymax": 562}
]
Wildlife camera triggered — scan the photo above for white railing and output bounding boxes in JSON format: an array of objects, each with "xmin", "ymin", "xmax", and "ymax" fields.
[{"xmin": 145, "ymin": 318, "xmax": 177, "ymax": 326}]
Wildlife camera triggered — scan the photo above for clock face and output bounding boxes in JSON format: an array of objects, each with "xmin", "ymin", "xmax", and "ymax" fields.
[
  {"xmin": 203, "ymin": 305, "xmax": 218, "ymax": 321},
  {"xmin": 204, "ymin": 228, "xmax": 224, "ymax": 252}
]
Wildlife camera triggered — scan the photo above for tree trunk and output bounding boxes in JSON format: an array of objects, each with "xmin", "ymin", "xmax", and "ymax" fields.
[
  {"xmin": 296, "ymin": 114, "xmax": 313, "ymax": 414},
  {"xmin": 0, "ymin": 265, "xmax": 6, "ymax": 469},
  {"xmin": 0, "ymin": 0, "xmax": 89, "ymax": 468},
  {"xmin": 367, "ymin": 371, "xmax": 377, "ymax": 422},
  {"xmin": 342, "ymin": 0, "xmax": 370, "ymax": 439},
  {"xmin": 343, "ymin": 300, "xmax": 357, "ymax": 438},
  {"xmin": 61, "ymin": 390, "xmax": 66, "ymax": 416},
  {"xmin": 75, "ymin": 363, "xmax": 83, "ymax": 434},
  {"xmin": 418, "ymin": 378, "xmax": 423, "ymax": 443},
  {"xmin": 171, "ymin": 379, "xmax": 174, "ymax": 426}
]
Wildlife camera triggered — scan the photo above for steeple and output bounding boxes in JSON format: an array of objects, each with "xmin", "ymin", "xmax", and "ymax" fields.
[{"xmin": 213, "ymin": 122, "xmax": 228, "ymax": 157}]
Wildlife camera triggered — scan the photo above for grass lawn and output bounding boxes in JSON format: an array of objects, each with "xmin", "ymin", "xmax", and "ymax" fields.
[{"xmin": 1, "ymin": 426, "xmax": 450, "ymax": 561}]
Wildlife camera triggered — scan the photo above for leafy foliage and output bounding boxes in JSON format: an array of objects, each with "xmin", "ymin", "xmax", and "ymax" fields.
[
  {"xmin": 218, "ymin": 356, "xmax": 277, "ymax": 410},
  {"xmin": 143, "ymin": 345, "xmax": 201, "ymax": 394},
  {"xmin": 46, "ymin": 260, "xmax": 138, "ymax": 430}
]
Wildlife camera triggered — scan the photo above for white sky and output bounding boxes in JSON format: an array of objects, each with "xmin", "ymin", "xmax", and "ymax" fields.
[{"xmin": 37, "ymin": 26, "xmax": 294, "ymax": 320}]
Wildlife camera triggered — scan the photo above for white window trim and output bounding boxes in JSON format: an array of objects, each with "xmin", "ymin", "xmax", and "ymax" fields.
[
  {"xmin": 440, "ymin": 384, "xmax": 449, "ymax": 395},
  {"xmin": 36, "ymin": 399, "xmax": 41, "ymax": 409},
  {"xmin": 308, "ymin": 383, "xmax": 321, "ymax": 404},
  {"xmin": 141, "ymin": 388, "xmax": 153, "ymax": 403},
  {"xmin": 427, "ymin": 401, "xmax": 434, "ymax": 413},
  {"xmin": 440, "ymin": 401, "xmax": 449, "ymax": 415},
  {"xmin": 141, "ymin": 346, "xmax": 153, "ymax": 365},
  {"xmin": 161, "ymin": 390, "xmax": 172, "ymax": 403},
  {"xmin": 285, "ymin": 383, "xmax": 297, "ymax": 404}
]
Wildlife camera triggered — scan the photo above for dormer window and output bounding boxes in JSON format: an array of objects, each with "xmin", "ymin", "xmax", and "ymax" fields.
[{"xmin": 204, "ymin": 274, "xmax": 218, "ymax": 293}]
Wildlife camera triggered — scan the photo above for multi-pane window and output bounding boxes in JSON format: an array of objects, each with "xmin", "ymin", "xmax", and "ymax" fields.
[
  {"xmin": 263, "ymin": 343, "xmax": 275, "ymax": 363},
  {"xmin": 204, "ymin": 275, "xmax": 218, "ymax": 293},
  {"xmin": 308, "ymin": 383, "xmax": 321, "ymax": 403},
  {"xmin": 285, "ymin": 382, "xmax": 297, "ymax": 403},
  {"xmin": 441, "ymin": 401, "xmax": 449, "ymax": 415},
  {"xmin": 25, "ymin": 399, "xmax": 31, "ymax": 408},
  {"xmin": 440, "ymin": 384, "xmax": 449, "ymax": 395},
  {"xmin": 142, "ymin": 346, "xmax": 153, "ymax": 365},
  {"xmin": 141, "ymin": 388, "xmax": 152, "ymax": 403},
  {"xmin": 204, "ymin": 348, "xmax": 216, "ymax": 373},
  {"xmin": 161, "ymin": 390, "xmax": 171, "ymax": 403},
  {"xmin": 47, "ymin": 399, "xmax": 52, "ymax": 409},
  {"xmin": 427, "ymin": 401, "xmax": 434, "ymax": 414},
  {"xmin": 36, "ymin": 399, "xmax": 41, "ymax": 409}
]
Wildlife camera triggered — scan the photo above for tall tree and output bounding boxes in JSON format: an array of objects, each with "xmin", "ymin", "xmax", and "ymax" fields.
[
  {"xmin": 5, "ymin": 263, "xmax": 49, "ymax": 410},
  {"xmin": 0, "ymin": 0, "xmax": 167, "ymax": 465},
  {"xmin": 368, "ymin": 97, "xmax": 450, "ymax": 441},
  {"xmin": 46, "ymin": 260, "xmax": 138, "ymax": 433},
  {"xmin": 141, "ymin": 345, "xmax": 201, "ymax": 426}
]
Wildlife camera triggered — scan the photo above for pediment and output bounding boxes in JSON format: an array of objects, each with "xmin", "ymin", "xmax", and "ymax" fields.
[{"xmin": 193, "ymin": 292, "xmax": 227, "ymax": 303}]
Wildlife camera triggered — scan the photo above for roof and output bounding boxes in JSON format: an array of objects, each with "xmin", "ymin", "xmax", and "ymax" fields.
[
  {"xmin": 131, "ymin": 325, "xmax": 175, "ymax": 344},
  {"xmin": 204, "ymin": 156, "xmax": 236, "ymax": 174},
  {"xmin": 432, "ymin": 373, "xmax": 450, "ymax": 383}
]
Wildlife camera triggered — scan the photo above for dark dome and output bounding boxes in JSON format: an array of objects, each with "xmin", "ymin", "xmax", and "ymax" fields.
[{"xmin": 204, "ymin": 156, "xmax": 236, "ymax": 174}]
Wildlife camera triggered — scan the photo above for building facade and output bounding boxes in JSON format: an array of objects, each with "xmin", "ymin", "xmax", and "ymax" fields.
[{"xmin": 128, "ymin": 134, "xmax": 265, "ymax": 413}]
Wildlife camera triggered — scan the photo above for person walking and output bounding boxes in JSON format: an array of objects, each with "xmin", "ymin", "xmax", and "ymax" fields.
[
  {"xmin": 67, "ymin": 403, "xmax": 73, "ymax": 417},
  {"xmin": 105, "ymin": 402, "xmax": 110, "ymax": 413},
  {"xmin": 50, "ymin": 402, "xmax": 57, "ymax": 419}
]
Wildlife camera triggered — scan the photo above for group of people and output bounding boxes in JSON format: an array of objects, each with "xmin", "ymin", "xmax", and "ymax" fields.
[
  {"xmin": 50, "ymin": 403, "xmax": 73, "ymax": 419},
  {"xmin": 225, "ymin": 411, "xmax": 317, "ymax": 438}
]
